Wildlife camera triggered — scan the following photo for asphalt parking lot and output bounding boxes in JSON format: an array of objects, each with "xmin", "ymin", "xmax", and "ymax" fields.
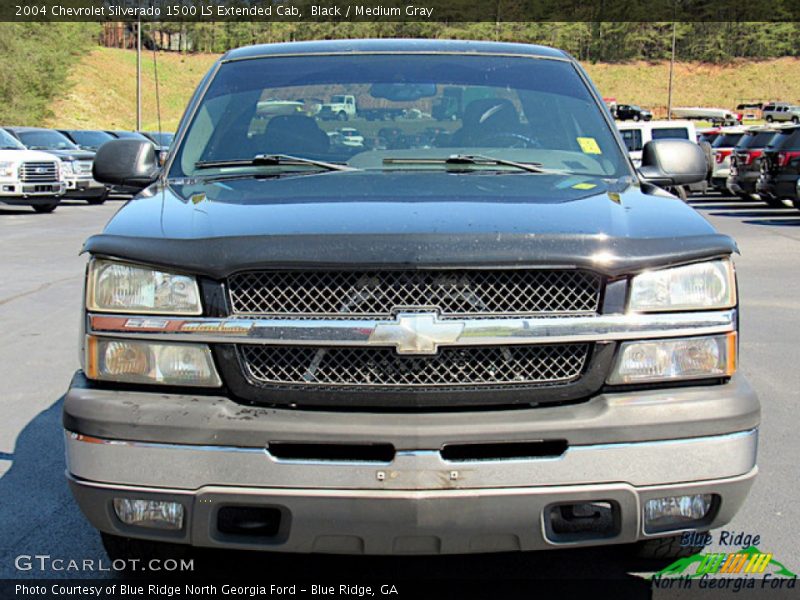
[{"xmin": 0, "ymin": 194, "xmax": 798, "ymax": 585}]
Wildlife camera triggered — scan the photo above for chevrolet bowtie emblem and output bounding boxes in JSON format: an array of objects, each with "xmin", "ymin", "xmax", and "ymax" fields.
[{"xmin": 369, "ymin": 313, "xmax": 464, "ymax": 355}]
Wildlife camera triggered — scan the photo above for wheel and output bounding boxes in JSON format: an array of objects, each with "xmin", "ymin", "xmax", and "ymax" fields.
[
  {"xmin": 632, "ymin": 532, "xmax": 709, "ymax": 561},
  {"xmin": 764, "ymin": 195, "xmax": 787, "ymax": 208},
  {"xmin": 766, "ymin": 116, "xmax": 773, "ymax": 123},
  {"xmin": 101, "ymin": 532, "xmax": 191, "ymax": 562},
  {"xmin": 337, "ymin": 111, "xmax": 348, "ymax": 121},
  {"xmin": 671, "ymin": 186, "xmax": 689, "ymax": 201},
  {"xmin": 633, "ymin": 114, "xmax": 640, "ymax": 122},
  {"xmin": 793, "ymin": 116, "xmax": 799, "ymax": 124},
  {"xmin": 32, "ymin": 203, "xmax": 58, "ymax": 213},
  {"xmin": 86, "ymin": 189, "xmax": 109, "ymax": 205}
]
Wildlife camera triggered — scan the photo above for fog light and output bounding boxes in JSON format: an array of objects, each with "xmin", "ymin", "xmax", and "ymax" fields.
[
  {"xmin": 608, "ymin": 333, "xmax": 736, "ymax": 384},
  {"xmin": 86, "ymin": 336, "xmax": 221, "ymax": 387},
  {"xmin": 644, "ymin": 494, "xmax": 714, "ymax": 533},
  {"xmin": 113, "ymin": 498, "xmax": 184, "ymax": 530}
]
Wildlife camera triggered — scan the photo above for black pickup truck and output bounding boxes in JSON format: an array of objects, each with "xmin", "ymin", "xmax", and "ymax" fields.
[{"xmin": 66, "ymin": 39, "xmax": 759, "ymax": 561}]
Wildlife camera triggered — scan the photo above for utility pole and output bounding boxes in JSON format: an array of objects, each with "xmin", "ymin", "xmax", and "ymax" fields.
[
  {"xmin": 667, "ymin": 20, "xmax": 677, "ymax": 119},
  {"xmin": 136, "ymin": 18, "xmax": 142, "ymax": 132}
]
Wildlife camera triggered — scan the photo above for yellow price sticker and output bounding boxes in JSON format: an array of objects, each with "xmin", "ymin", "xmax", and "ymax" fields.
[
  {"xmin": 577, "ymin": 137, "xmax": 602, "ymax": 154},
  {"xmin": 572, "ymin": 182, "xmax": 596, "ymax": 190}
]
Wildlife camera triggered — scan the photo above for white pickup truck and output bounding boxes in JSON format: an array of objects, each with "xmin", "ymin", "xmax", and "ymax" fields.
[
  {"xmin": 317, "ymin": 94, "xmax": 357, "ymax": 120},
  {"xmin": 0, "ymin": 128, "xmax": 65, "ymax": 213}
]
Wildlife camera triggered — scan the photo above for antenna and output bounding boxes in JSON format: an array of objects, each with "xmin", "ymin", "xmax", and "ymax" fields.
[{"xmin": 151, "ymin": 23, "xmax": 163, "ymax": 147}]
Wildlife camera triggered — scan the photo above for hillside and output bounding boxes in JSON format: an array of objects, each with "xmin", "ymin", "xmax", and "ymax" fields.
[{"xmin": 46, "ymin": 47, "xmax": 800, "ymax": 130}]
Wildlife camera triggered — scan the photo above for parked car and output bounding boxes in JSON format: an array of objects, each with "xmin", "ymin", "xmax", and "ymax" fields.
[
  {"xmin": 697, "ymin": 127, "xmax": 721, "ymax": 145},
  {"xmin": 0, "ymin": 127, "xmax": 65, "ymax": 213},
  {"xmin": 141, "ymin": 131, "xmax": 175, "ymax": 151},
  {"xmin": 69, "ymin": 39, "xmax": 754, "ymax": 563},
  {"xmin": 107, "ymin": 130, "xmax": 152, "ymax": 142},
  {"xmin": 726, "ymin": 126, "xmax": 781, "ymax": 205},
  {"xmin": 613, "ymin": 104, "xmax": 652, "ymax": 122},
  {"xmin": 761, "ymin": 102, "xmax": 800, "ymax": 124},
  {"xmin": 58, "ymin": 129, "xmax": 116, "ymax": 152},
  {"xmin": 617, "ymin": 120, "xmax": 703, "ymax": 197},
  {"xmin": 4, "ymin": 127, "xmax": 108, "ymax": 204},
  {"xmin": 757, "ymin": 124, "xmax": 800, "ymax": 204},
  {"xmin": 709, "ymin": 127, "xmax": 745, "ymax": 193}
]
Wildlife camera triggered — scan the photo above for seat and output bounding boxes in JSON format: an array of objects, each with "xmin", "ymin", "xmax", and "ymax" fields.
[
  {"xmin": 450, "ymin": 98, "xmax": 520, "ymax": 147},
  {"xmin": 253, "ymin": 115, "xmax": 330, "ymax": 156}
]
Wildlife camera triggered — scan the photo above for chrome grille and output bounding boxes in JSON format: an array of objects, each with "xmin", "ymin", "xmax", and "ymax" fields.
[
  {"xmin": 240, "ymin": 344, "xmax": 589, "ymax": 389},
  {"xmin": 228, "ymin": 270, "xmax": 602, "ymax": 317},
  {"xmin": 19, "ymin": 161, "xmax": 58, "ymax": 182}
]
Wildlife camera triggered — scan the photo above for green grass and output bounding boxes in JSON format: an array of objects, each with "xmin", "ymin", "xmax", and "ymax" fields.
[{"xmin": 46, "ymin": 48, "xmax": 800, "ymax": 131}]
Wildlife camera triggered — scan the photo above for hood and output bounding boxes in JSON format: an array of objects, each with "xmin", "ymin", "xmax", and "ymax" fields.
[
  {"xmin": 41, "ymin": 149, "xmax": 95, "ymax": 161},
  {"xmin": 85, "ymin": 171, "xmax": 736, "ymax": 278},
  {"xmin": 0, "ymin": 148, "xmax": 63, "ymax": 163}
]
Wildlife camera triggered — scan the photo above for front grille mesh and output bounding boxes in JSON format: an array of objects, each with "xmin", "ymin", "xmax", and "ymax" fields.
[
  {"xmin": 228, "ymin": 270, "xmax": 602, "ymax": 317},
  {"xmin": 240, "ymin": 344, "xmax": 589, "ymax": 389},
  {"xmin": 19, "ymin": 162, "xmax": 58, "ymax": 182}
]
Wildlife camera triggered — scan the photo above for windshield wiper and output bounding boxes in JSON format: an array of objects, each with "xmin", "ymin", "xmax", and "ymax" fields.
[
  {"xmin": 382, "ymin": 154, "xmax": 559, "ymax": 174},
  {"xmin": 195, "ymin": 154, "xmax": 357, "ymax": 172}
]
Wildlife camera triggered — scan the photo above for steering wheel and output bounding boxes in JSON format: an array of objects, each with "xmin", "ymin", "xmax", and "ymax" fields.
[{"xmin": 479, "ymin": 131, "xmax": 542, "ymax": 149}]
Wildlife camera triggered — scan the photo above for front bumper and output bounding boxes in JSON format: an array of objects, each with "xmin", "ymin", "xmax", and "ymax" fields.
[
  {"xmin": 0, "ymin": 181, "xmax": 65, "ymax": 199},
  {"xmin": 65, "ymin": 176, "xmax": 105, "ymax": 197},
  {"xmin": 65, "ymin": 373, "xmax": 760, "ymax": 554}
]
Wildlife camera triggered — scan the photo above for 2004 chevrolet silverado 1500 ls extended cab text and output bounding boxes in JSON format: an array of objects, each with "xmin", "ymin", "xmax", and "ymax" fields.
[{"xmin": 66, "ymin": 39, "xmax": 760, "ymax": 560}]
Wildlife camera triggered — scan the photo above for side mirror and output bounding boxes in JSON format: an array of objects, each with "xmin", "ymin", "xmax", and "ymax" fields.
[
  {"xmin": 93, "ymin": 139, "xmax": 159, "ymax": 189},
  {"xmin": 638, "ymin": 139, "xmax": 707, "ymax": 187}
]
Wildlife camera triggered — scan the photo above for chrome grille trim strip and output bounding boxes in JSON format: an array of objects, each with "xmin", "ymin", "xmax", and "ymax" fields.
[{"xmin": 88, "ymin": 309, "xmax": 737, "ymax": 349}]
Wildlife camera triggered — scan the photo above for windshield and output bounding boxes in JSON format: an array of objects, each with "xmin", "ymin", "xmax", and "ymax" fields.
[
  {"xmin": 171, "ymin": 54, "xmax": 628, "ymax": 179},
  {"xmin": 66, "ymin": 130, "xmax": 114, "ymax": 149},
  {"xmin": 17, "ymin": 130, "xmax": 78, "ymax": 151},
  {"xmin": 0, "ymin": 129, "xmax": 24, "ymax": 150},
  {"xmin": 712, "ymin": 133, "xmax": 744, "ymax": 148},
  {"xmin": 736, "ymin": 131, "xmax": 777, "ymax": 150}
]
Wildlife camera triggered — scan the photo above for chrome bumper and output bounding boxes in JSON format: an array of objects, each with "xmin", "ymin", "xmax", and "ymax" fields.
[{"xmin": 66, "ymin": 429, "xmax": 757, "ymax": 491}]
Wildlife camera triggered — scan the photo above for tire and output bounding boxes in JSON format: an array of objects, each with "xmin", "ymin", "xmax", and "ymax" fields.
[
  {"xmin": 793, "ymin": 116, "xmax": 799, "ymax": 124},
  {"xmin": 766, "ymin": 116, "xmax": 773, "ymax": 123},
  {"xmin": 86, "ymin": 189, "xmax": 109, "ymax": 205},
  {"xmin": 32, "ymin": 202, "xmax": 58, "ymax": 213},
  {"xmin": 337, "ymin": 111, "xmax": 348, "ymax": 121},
  {"xmin": 632, "ymin": 532, "xmax": 708, "ymax": 561},
  {"xmin": 101, "ymin": 532, "xmax": 192, "ymax": 563},
  {"xmin": 671, "ymin": 186, "xmax": 689, "ymax": 201},
  {"xmin": 764, "ymin": 195, "xmax": 787, "ymax": 208},
  {"xmin": 633, "ymin": 114, "xmax": 640, "ymax": 122}
]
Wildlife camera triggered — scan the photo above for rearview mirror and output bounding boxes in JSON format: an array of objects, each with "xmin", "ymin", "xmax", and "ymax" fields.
[
  {"xmin": 93, "ymin": 139, "xmax": 159, "ymax": 189},
  {"xmin": 637, "ymin": 139, "xmax": 707, "ymax": 187}
]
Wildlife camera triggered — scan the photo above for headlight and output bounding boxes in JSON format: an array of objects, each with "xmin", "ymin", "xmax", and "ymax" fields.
[
  {"xmin": 86, "ymin": 336, "xmax": 221, "ymax": 387},
  {"xmin": 61, "ymin": 161, "xmax": 74, "ymax": 174},
  {"xmin": 607, "ymin": 333, "xmax": 736, "ymax": 384},
  {"xmin": 629, "ymin": 259, "xmax": 736, "ymax": 312},
  {"xmin": 0, "ymin": 161, "xmax": 16, "ymax": 177},
  {"xmin": 87, "ymin": 259, "xmax": 202, "ymax": 315}
]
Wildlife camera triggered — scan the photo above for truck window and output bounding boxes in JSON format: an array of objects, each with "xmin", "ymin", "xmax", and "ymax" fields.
[
  {"xmin": 651, "ymin": 127, "xmax": 689, "ymax": 140},
  {"xmin": 619, "ymin": 129, "xmax": 643, "ymax": 152}
]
